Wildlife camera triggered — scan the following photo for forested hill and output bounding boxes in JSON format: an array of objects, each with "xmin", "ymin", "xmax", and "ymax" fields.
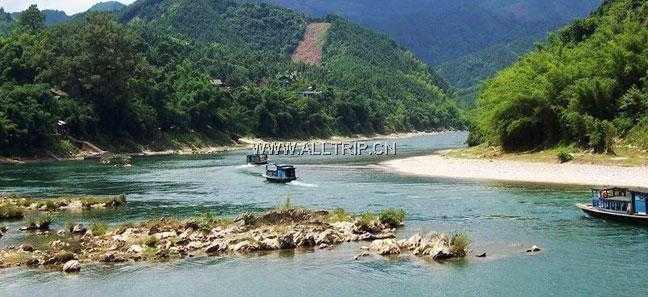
[
  {"xmin": 470, "ymin": 0, "xmax": 648, "ymax": 153},
  {"xmin": 261, "ymin": 0, "xmax": 601, "ymax": 98},
  {"xmin": 0, "ymin": 1, "xmax": 460, "ymax": 157}
]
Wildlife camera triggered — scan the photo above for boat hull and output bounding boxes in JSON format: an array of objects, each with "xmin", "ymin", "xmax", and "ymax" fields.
[
  {"xmin": 266, "ymin": 176, "xmax": 297, "ymax": 183},
  {"xmin": 577, "ymin": 203, "xmax": 648, "ymax": 225}
]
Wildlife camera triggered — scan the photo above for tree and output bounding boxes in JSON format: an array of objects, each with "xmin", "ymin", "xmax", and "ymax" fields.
[{"xmin": 17, "ymin": 5, "xmax": 45, "ymax": 33}]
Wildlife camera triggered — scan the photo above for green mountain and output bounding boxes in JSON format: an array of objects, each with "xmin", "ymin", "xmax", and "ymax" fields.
[
  {"xmin": 88, "ymin": 1, "xmax": 127, "ymax": 13},
  {"xmin": 0, "ymin": 1, "xmax": 460, "ymax": 156},
  {"xmin": 471, "ymin": 0, "xmax": 648, "ymax": 152},
  {"xmin": 260, "ymin": 0, "xmax": 601, "ymax": 94},
  {"xmin": 0, "ymin": 8, "xmax": 12, "ymax": 35}
]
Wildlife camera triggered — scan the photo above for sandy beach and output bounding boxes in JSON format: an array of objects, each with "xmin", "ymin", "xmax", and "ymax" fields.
[{"xmin": 381, "ymin": 152, "xmax": 648, "ymax": 188}]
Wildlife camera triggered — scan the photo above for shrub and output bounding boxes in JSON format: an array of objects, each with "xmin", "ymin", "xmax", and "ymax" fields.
[
  {"xmin": 26, "ymin": 213, "xmax": 53, "ymax": 229},
  {"xmin": 627, "ymin": 117, "xmax": 648, "ymax": 150},
  {"xmin": 143, "ymin": 235, "xmax": 159, "ymax": 247},
  {"xmin": 450, "ymin": 233, "xmax": 470, "ymax": 257},
  {"xmin": 329, "ymin": 208, "xmax": 352, "ymax": 222},
  {"xmin": 90, "ymin": 221, "xmax": 109, "ymax": 236},
  {"xmin": 0, "ymin": 204, "xmax": 24, "ymax": 220},
  {"xmin": 378, "ymin": 208, "xmax": 406, "ymax": 227},
  {"xmin": 556, "ymin": 148, "xmax": 574, "ymax": 163}
]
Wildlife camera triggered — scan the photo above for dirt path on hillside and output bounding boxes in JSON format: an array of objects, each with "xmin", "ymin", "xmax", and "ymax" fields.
[{"xmin": 292, "ymin": 23, "xmax": 331, "ymax": 65}]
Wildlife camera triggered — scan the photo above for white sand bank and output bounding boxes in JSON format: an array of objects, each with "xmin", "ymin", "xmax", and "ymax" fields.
[{"xmin": 381, "ymin": 153, "xmax": 648, "ymax": 188}]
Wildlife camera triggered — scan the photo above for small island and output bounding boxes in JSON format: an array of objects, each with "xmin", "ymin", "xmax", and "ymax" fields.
[{"xmin": 0, "ymin": 207, "xmax": 469, "ymax": 272}]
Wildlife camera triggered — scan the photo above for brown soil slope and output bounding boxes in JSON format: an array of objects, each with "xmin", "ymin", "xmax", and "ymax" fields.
[{"xmin": 291, "ymin": 22, "xmax": 331, "ymax": 65}]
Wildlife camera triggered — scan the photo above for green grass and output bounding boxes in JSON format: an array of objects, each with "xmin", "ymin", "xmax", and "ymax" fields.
[
  {"xmin": 90, "ymin": 221, "xmax": 109, "ymax": 236},
  {"xmin": 143, "ymin": 235, "xmax": 159, "ymax": 247},
  {"xmin": 329, "ymin": 208, "xmax": 352, "ymax": 223},
  {"xmin": 355, "ymin": 211, "xmax": 379, "ymax": 230},
  {"xmin": 25, "ymin": 213, "xmax": 53, "ymax": 229},
  {"xmin": 556, "ymin": 147, "xmax": 575, "ymax": 164},
  {"xmin": 378, "ymin": 208, "xmax": 406, "ymax": 227},
  {"xmin": 449, "ymin": 233, "xmax": 470, "ymax": 257},
  {"xmin": 0, "ymin": 204, "xmax": 24, "ymax": 220}
]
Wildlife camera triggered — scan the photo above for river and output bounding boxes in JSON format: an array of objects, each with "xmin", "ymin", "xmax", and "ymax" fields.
[{"xmin": 0, "ymin": 132, "xmax": 646, "ymax": 296}]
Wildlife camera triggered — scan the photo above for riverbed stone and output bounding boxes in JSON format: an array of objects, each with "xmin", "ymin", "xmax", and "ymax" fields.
[
  {"xmin": 369, "ymin": 239, "xmax": 401, "ymax": 255},
  {"xmin": 72, "ymin": 224, "xmax": 87, "ymax": 235},
  {"xmin": 204, "ymin": 241, "xmax": 228, "ymax": 254},
  {"xmin": 127, "ymin": 245, "xmax": 144, "ymax": 254},
  {"xmin": 62, "ymin": 260, "xmax": 81, "ymax": 273}
]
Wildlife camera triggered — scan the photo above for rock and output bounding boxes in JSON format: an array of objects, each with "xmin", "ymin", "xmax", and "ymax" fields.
[
  {"xmin": 62, "ymin": 260, "xmax": 81, "ymax": 273},
  {"xmin": 127, "ymin": 245, "xmax": 144, "ymax": 254},
  {"xmin": 368, "ymin": 239, "xmax": 401, "ymax": 255},
  {"xmin": 526, "ymin": 245, "xmax": 541, "ymax": 253},
  {"xmin": 318, "ymin": 243, "xmax": 330, "ymax": 249},
  {"xmin": 204, "ymin": 241, "xmax": 228, "ymax": 254},
  {"xmin": 315, "ymin": 229, "xmax": 341, "ymax": 245},
  {"xmin": 20, "ymin": 244, "xmax": 34, "ymax": 252},
  {"xmin": 278, "ymin": 233, "xmax": 296, "ymax": 249},
  {"xmin": 186, "ymin": 241, "xmax": 205, "ymax": 250},
  {"xmin": 412, "ymin": 233, "xmax": 454, "ymax": 260},
  {"xmin": 358, "ymin": 232, "xmax": 395, "ymax": 241},
  {"xmin": 56, "ymin": 229, "xmax": 66, "ymax": 236},
  {"xmin": 476, "ymin": 252, "xmax": 487, "ymax": 258},
  {"xmin": 102, "ymin": 252, "xmax": 126, "ymax": 263},
  {"xmin": 71, "ymin": 224, "xmax": 87, "ymax": 235},
  {"xmin": 403, "ymin": 233, "xmax": 422, "ymax": 250},
  {"xmin": 230, "ymin": 240, "xmax": 259, "ymax": 253},
  {"xmin": 51, "ymin": 240, "xmax": 66, "ymax": 249},
  {"xmin": 44, "ymin": 251, "xmax": 76, "ymax": 265},
  {"xmin": 0, "ymin": 226, "xmax": 7, "ymax": 233},
  {"xmin": 259, "ymin": 238, "xmax": 281, "ymax": 250},
  {"xmin": 154, "ymin": 231, "xmax": 177, "ymax": 240},
  {"xmin": 354, "ymin": 251, "xmax": 371, "ymax": 260}
]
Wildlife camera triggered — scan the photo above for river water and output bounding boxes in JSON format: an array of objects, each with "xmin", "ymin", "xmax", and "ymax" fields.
[{"xmin": 0, "ymin": 132, "xmax": 646, "ymax": 296}]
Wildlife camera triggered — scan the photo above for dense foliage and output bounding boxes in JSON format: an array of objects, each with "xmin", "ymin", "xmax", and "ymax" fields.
[
  {"xmin": 262, "ymin": 0, "xmax": 600, "ymax": 94},
  {"xmin": 471, "ymin": 0, "xmax": 648, "ymax": 152},
  {"xmin": 0, "ymin": 2, "xmax": 460, "ymax": 156}
]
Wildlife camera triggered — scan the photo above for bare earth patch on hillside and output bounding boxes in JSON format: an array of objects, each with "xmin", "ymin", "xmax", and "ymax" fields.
[{"xmin": 292, "ymin": 23, "xmax": 331, "ymax": 65}]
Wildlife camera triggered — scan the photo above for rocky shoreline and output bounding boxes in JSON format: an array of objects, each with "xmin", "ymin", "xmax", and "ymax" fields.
[
  {"xmin": 0, "ymin": 208, "xmax": 469, "ymax": 273},
  {"xmin": 0, "ymin": 194, "xmax": 127, "ymax": 221}
]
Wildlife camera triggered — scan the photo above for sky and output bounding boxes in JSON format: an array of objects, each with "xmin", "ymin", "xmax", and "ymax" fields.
[{"xmin": 1, "ymin": 0, "xmax": 136, "ymax": 14}]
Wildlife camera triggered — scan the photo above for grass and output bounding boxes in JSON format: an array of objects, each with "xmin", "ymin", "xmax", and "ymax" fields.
[
  {"xmin": 556, "ymin": 147, "xmax": 575, "ymax": 164},
  {"xmin": 355, "ymin": 211, "xmax": 379, "ymax": 230},
  {"xmin": 90, "ymin": 221, "xmax": 109, "ymax": 236},
  {"xmin": 143, "ymin": 235, "xmax": 159, "ymax": 247},
  {"xmin": 329, "ymin": 208, "xmax": 352, "ymax": 223},
  {"xmin": 446, "ymin": 143, "xmax": 648, "ymax": 167},
  {"xmin": 1, "ymin": 251, "xmax": 33, "ymax": 266},
  {"xmin": 194, "ymin": 213, "xmax": 233, "ymax": 232},
  {"xmin": 378, "ymin": 208, "xmax": 406, "ymax": 227},
  {"xmin": 449, "ymin": 233, "xmax": 470, "ymax": 257},
  {"xmin": 25, "ymin": 213, "xmax": 53, "ymax": 229},
  {"xmin": 0, "ymin": 204, "xmax": 24, "ymax": 220},
  {"xmin": 0, "ymin": 194, "xmax": 127, "ymax": 210}
]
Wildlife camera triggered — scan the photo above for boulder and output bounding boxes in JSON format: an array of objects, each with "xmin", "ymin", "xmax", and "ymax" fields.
[
  {"xmin": 368, "ymin": 239, "xmax": 401, "ymax": 255},
  {"xmin": 71, "ymin": 224, "xmax": 87, "ymax": 235},
  {"xmin": 204, "ymin": 241, "xmax": 228, "ymax": 254},
  {"xmin": 476, "ymin": 252, "xmax": 487, "ymax": 258},
  {"xmin": 20, "ymin": 244, "xmax": 34, "ymax": 252},
  {"xmin": 230, "ymin": 240, "xmax": 259, "ymax": 253},
  {"xmin": 62, "ymin": 260, "xmax": 81, "ymax": 273},
  {"xmin": 127, "ymin": 245, "xmax": 144, "ymax": 254},
  {"xmin": 186, "ymin": 241, "xmax": 205, "ymax": 250},
  {"xmin": 526, "ymin": 245, "xmax": 541, "ymax": 253},
  {"xmin": 402, "ymin": 233, "xmax": 422, "ymax": 250},
  {"xmin": 278, "ymin": 233, "xmax": 296, "ymax": 249},
  {"xmin": 315, "ymin": 229, "xmax": 341, "ymax": 245},
  {"xmin": 259, "ymin": 238, "xmax": 281, "ymax": 250},
  {"xmin": 102, "ymin": 252, "xmax": 127, "ymax": 263},
  {"xmin": 154, "ymin": 231, "xmax": 177, "ymax": 240},
  {"xmin": 44, "ymin": 251, "xmax": 75, "ymax": 265}
]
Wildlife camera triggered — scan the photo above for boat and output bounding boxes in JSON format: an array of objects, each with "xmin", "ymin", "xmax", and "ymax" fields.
[
  {"xmin": 264, "ymin": 164, "xmax": 297, "ymax": 183},
  {"xmin": 246, "ymin": 153, "xmax": 268, "ymax": 165},
  {"xmin": 577, "ymin": 187, "xmax": 648, "ymax": 224}
]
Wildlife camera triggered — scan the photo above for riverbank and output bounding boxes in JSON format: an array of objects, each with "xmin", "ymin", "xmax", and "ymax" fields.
[
  {"xmin": 381, "ymin": 150, "xmax": 648, "ymax": 188},
  {"xmin": 0, "ymin": 131, "xmax": 452, "ymax": 165}
]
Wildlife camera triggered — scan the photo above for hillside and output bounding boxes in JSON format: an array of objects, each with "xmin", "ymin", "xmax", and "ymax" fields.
[
  {"xmin": 291, "ymin": 22, "xmax": 330, "ymax": 65},
  {"xmin": 0, "ymin": 8, "xmax": 11, "ymax": 34},
  {"xmin": 261, "ymin": 0, "xmax": 601, "ymax": 97},
  {"xmin": 470, "ymin": 0, "xmax": 648, "ymax": 153},
  {"xmin": 88, "ymin": 1, "xmax": 127, "ymax": 13},
  {"xmin": 0, "ymin": 1, "xmax": 460, "ymax": 157}
]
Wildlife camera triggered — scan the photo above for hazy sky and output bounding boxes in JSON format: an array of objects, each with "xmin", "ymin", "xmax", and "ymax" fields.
[{"xmin": 1, "ymin": 0, "xmax": 136, "ymax": 14}]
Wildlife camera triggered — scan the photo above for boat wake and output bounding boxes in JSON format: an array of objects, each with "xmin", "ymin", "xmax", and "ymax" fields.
[
  {"xmin": 236, "ymin": 164, "xmax": 255, "ymax": 169},
  {"xmin": 288, "ymin": 181, "xmax": 318, "ymax": 188}
]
